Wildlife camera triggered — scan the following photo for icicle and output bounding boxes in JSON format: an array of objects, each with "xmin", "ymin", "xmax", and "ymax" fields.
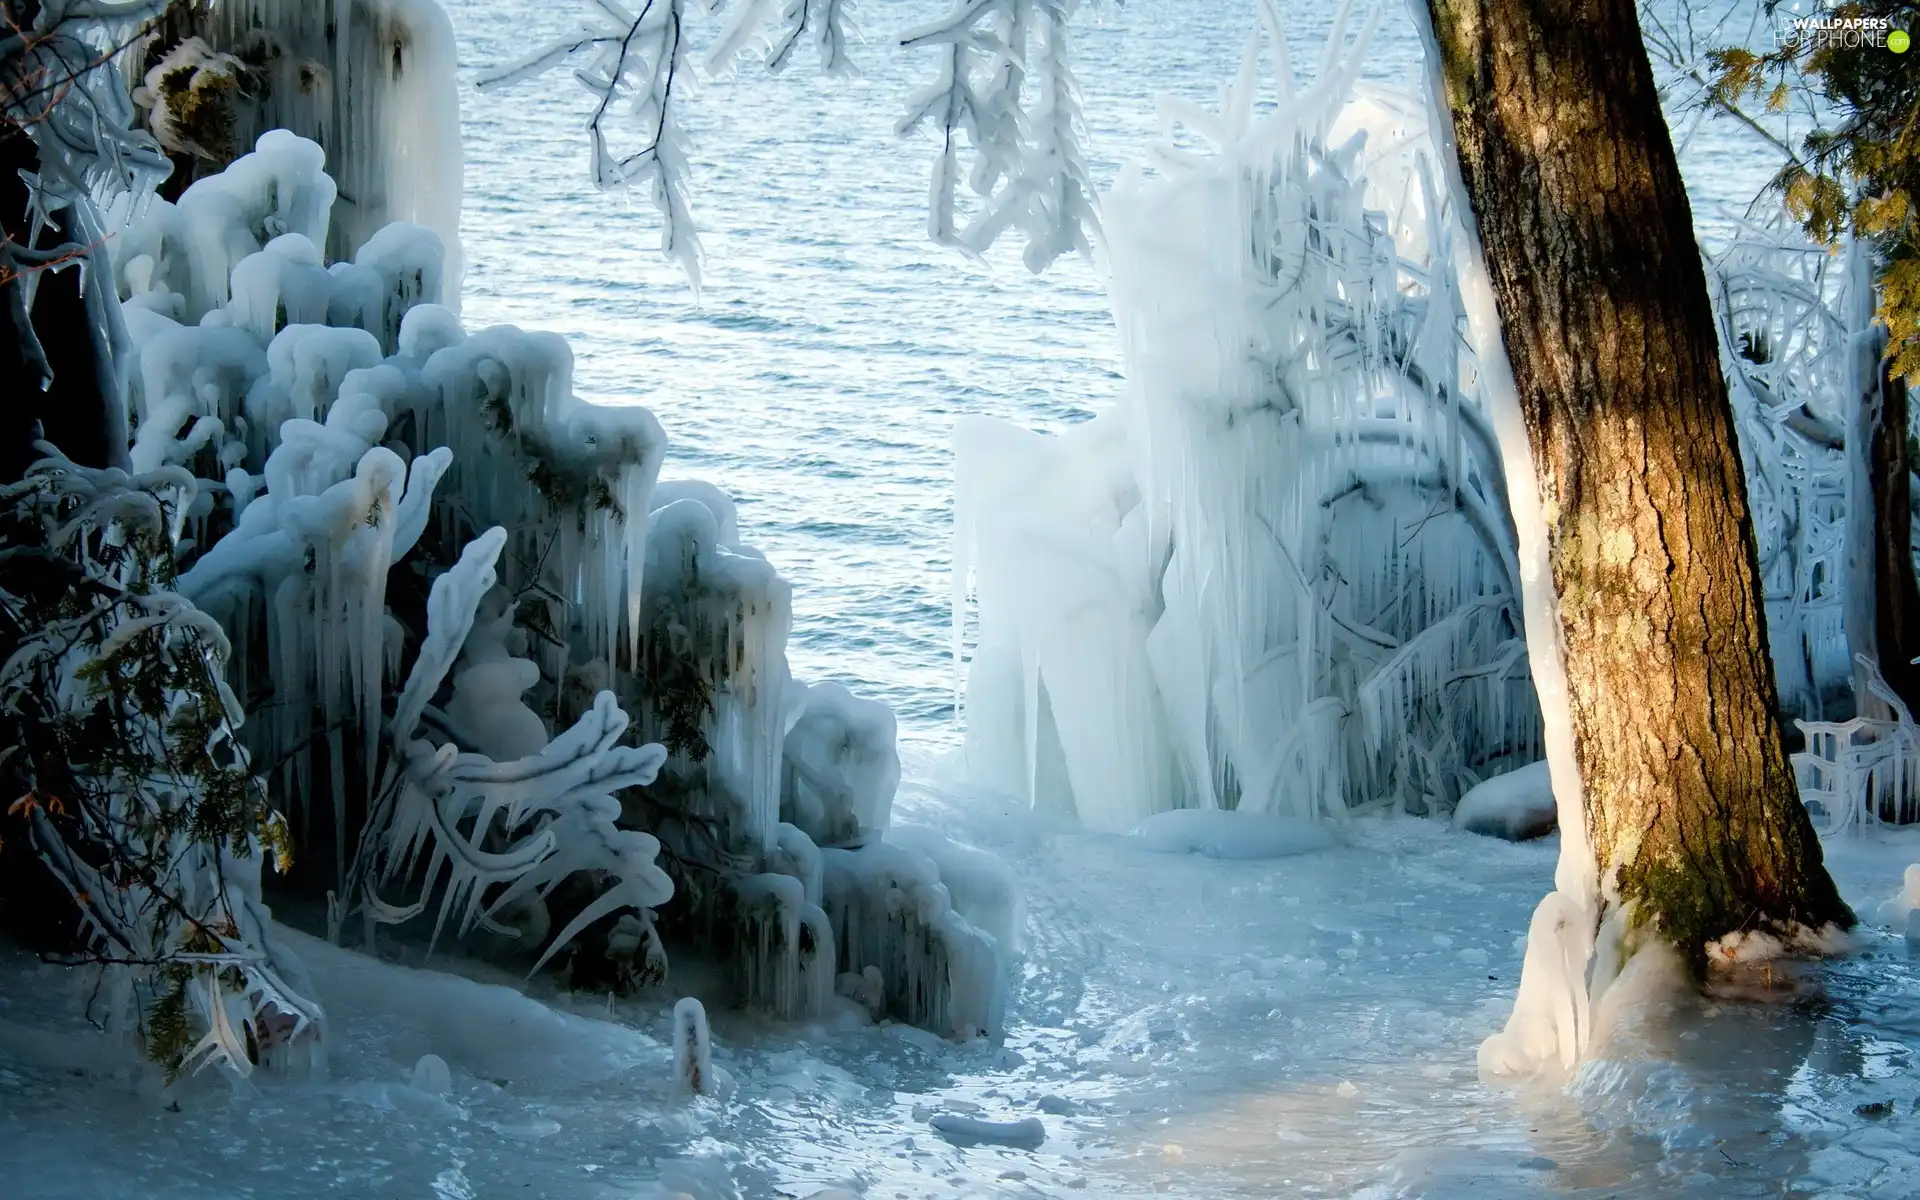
[{"xmin": 952, "ymin": 10, "xmax": 1529, "ymax": 829}]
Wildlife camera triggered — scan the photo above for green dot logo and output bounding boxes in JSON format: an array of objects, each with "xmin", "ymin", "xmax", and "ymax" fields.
[{"xmin": 1893, "ymin": 29, "xmax": 1912, "ymax": 53}]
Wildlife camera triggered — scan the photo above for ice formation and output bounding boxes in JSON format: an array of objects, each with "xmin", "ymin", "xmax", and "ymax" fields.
[
  {"xmin": 672, "ymin": 996, "xmax": 716, "ymax": 1096},
  {"xmin": 819, "ymin": 841, "xmax": 1006, "ymax": 1039},
  {"xmin": 409, "ymin": 1051, "xmax": 451, "ymax": 1094},
  {"xmin": 782, "ymin": 681, "xmax": 902, "ymax": 848},
  {"xmin": 953, "ymin": 4, "xmax": 1537, "ymax": 833},
  {"xmin": 1709, "ymin": 222, "xmax": 1857, "ymax": 722},
  {"xmin": 103, "ymin": 130, "xmax": 1009, "ymax": 1041},
  {"xmin": 928, "ymin": 1113, "xmax": 1048, "ymax": 1149},
  {"xmin": 1794, "ymin": 655, "xmax": 1920, "ymax": 832},
  {"xmin": 1452, "ymin": 761, "xmax": 1556, "ymax": 842},
  {"xmin": 145, "ymin": 0, "xmax": 467, "ymax": 288},
  {"xmin": 1404, "ymin": 0, "xmax": 1600, "ymax": 1080}
]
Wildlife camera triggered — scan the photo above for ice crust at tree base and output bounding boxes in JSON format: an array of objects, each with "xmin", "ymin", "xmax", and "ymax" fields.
[{"xmin": 1453, "ymin": 761, "xmax": 1557, "ymax": 842}]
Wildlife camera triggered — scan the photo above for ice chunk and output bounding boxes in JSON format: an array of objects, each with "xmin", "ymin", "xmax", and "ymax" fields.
[
  {"xmin": 885, "ymin": 825, "xmax": 1024, "ymax": 956},
  {"xmin": 443, "ymin": 590, "xmax": 551, "ymax": 761},
  {"xmin": 116, "ymin": 130, "xmax": 338, "ymax": 322},
  {"xmin": 638, "ymin": 498, "xmax": 792, "ymax": 853},
  {"xmin": 409, "ymin": 1052, "xmax": 452, "ymax": 1095},
  {"xmin": 1477, "ymin": 891, "xmax": 1596, "ymax": 1077},
  {"xmin": 928, "ymin": 1114, "xmax": 1046, "ymax": 1148},
  {"xmin": 422, "ymin": 325, "xmax": 664, "ymax": 675},
  {"xmin": 729, "ymin": 872, "xmax": 835, "ymax": 1019},
  {"xmin": 125, "ymin": 324, "xmax": 265, "ymax": 474},
  {"xmin": 651, "ymin": 479, "xmax": 739, "ymax": 546},
  {"xmin": 351, "ymin": 222, "xmax": 446, "ymax": 353},
  {"xmin": 228, "ymin": 233, "xmax": 332, "ymax": 339},
  {"xmin": 242, "ymin": 324, "xmax": 383, "ymax": 464},
  {"xmin": 821, "ymin": 842, "xmax": 1005, "ymax": 1038}
]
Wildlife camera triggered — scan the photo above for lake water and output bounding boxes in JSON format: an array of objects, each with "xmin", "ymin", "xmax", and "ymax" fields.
[{"xmin": 445, "ymin": 0, "xmax": 1779, "ymax": 751}]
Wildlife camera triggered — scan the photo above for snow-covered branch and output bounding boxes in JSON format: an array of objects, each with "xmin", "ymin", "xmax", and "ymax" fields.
[
  {"xmin": 897, "ymin": 0, "xmax": 1101, "ymax": 269},
  {"xmin": 478, "ymin": 0, "xmax": 1104, "ymax": 280},
  {"xmin": 478, "ymin": 0, "xmax": 702, "ymax": 285}
]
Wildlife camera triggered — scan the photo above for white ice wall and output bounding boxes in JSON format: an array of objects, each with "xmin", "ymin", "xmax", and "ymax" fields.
[{"xmin": 954, "ymin": 22, "xmax": 1535, "ymax": 832}]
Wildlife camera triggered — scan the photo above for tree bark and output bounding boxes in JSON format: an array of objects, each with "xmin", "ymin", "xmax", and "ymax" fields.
[
  {"xmin": 1867, "ymin": 361, "xmax": 1920, "ymax": 715},
  {"xmin": 1423, "ymin": 0, "xmax": 1853, "ymax": 967}
]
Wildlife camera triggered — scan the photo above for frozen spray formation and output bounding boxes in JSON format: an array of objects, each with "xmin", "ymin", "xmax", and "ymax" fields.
[
  {"xmin": 954, "ymin": 10, "xmax": 1538, "ymax": 833},
  {"xmin": 111, "ymin": 130, "xmax": 1010, "ymax": 1041}
]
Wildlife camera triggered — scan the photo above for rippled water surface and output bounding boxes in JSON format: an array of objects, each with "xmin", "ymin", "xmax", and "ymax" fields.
[{"xmin": 446, "ymin": 0, "xmax": 1775, "ymax": 749}]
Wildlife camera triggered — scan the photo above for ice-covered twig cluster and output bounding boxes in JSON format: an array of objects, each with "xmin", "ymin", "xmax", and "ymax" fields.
[
  {"xmin": 4, "ymin": 1, "xmax": 171, "ymax": 222},
  {"xmin": 1702, "ymin": 216, "xmax": 1920, "ymax": 829},
  {"xmin": 478, "ymin": 0, "xmax": 702, "ymax": 284},
  {"xmin": 953, "ymin": 2, "xmax": 1535, "ymax": 830},
  {"xmin": 1, "ymin": 0, "xmax": 166, "ymax": 419},
  {"xmin": 358, "ymin": 528, "xmax": 676, "ymax": 977},
  {"xmin": 1708, "ymin": 214, "xmax": 1854, "ymax": 721},
  {"xmin": 476, "ymin": 0, "xmax": 1102, "ymax": 278},
  {"xmin": 896, "ymin": 0, "xmax": 1101, "ymax": 270},
  {"xmin": 1796, "ymin": 654, "xmax": 1920, "ymax": 832}
]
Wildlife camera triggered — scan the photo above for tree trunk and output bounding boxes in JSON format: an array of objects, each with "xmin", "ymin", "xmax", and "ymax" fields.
[
  {"xmin": 1867, "ymin": 358, "xmax": 1920, "ymax": 715},
  {"xmin": 1423, "ymin": 0, "xmax": 1853, "ymax": 968}
]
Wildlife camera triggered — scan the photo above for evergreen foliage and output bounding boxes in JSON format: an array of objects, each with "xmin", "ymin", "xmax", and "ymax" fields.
[
  {"xmin": 1710, "ymin": 2, "xmax": 1920, "ymax": 376},
  {"xmin": 0, "ymin": 450, "xmax": 318, "ymax": 1078}
]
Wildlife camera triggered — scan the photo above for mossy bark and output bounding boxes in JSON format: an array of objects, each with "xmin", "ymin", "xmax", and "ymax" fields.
[{"xmin": 1423, "ymin": 0, "xmax": 1854, "ymax": 968}]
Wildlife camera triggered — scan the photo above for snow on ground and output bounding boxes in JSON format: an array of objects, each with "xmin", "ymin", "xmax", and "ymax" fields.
[
  {"xmin": 3, "ymin": 759, "xmax": 1920, "ymax": 1198},
  {"xmin": 1132, "ymin": 809, "xmax": 1340, "ymax": 860}
]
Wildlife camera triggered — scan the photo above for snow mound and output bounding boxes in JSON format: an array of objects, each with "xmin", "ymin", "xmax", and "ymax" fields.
[
  {"xmin": 1132, "ymin": 809, "xmax": 1337, "ymax": 860},
  {"xmin": 1879, "ymin": 863, "xmax": 1920, "ymax": 924},
  {"xmin": 288, "ymin": 928, "xmax": 660, "ymax": 1085},
  {"xmin": 1454, "ymin": 762, "xmax": 1557, "ymax": 842}
]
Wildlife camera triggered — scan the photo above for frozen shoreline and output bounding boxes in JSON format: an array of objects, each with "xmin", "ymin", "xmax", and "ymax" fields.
[{"xmin": 4, "ymin": 759, "xmax": 1916, "ymax": 1199}]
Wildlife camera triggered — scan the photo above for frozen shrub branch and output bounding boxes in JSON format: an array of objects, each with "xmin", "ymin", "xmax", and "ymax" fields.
[
  {"xmin": 478, "ymin": 0, "xmax": 701, "ymax": 284},
  {"xmin": 0, "ymin": 451, "xmax": 322, "ymax": 1080},
  {"xmin": 897, "ymin": 0, "xmax": 1101, "ymax": 269}
]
